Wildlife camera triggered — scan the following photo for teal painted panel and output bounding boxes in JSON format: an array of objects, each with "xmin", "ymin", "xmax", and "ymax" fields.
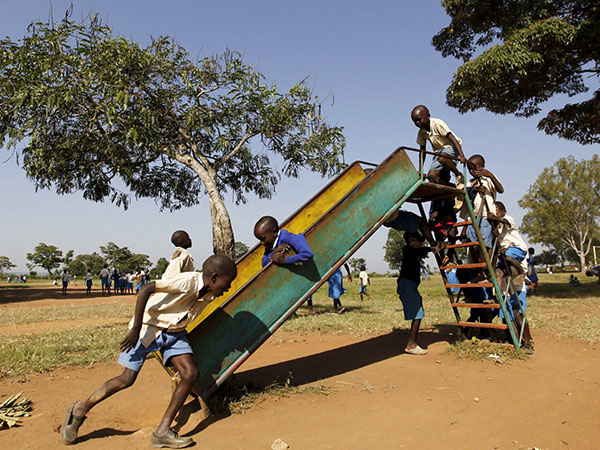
[{"xmin": 189, "ymin": 149, "xmax": 421, "ymax": 398}]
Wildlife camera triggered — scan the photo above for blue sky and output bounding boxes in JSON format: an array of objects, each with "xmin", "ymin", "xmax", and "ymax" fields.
[{"xmin": 0, "ymin": 1, "xmax": 596, "ymax": 274}]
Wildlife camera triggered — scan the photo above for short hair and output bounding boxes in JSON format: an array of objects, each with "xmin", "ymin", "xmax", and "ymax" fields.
[
  {"xmin": 202, "ymin": 254, "xmax": 237, "ymax": 278},
  {"xmin": 254, "ymin": 216, "xmax": 279, "ymax": 232},
  {"xmin": 495, "ymin": 201, "xmax": 506, "ymax": 211},
  {"xmin": 360, "ymin": 265, "xmax": 366, "ymax": 271},
  {"xmin": 469, "ymin": 154, "xmax": 485, "ymax": 166},
  {"xmin": 404, "ymin": 230, "xmax": 423, "ymax": 243},
  {"xmin": 171, "ymin": 230, "xmax": 190, "ymax": 247},
  {"xmin": 411, "ymin": 104, "xmax": 429, "ymax": 117}
]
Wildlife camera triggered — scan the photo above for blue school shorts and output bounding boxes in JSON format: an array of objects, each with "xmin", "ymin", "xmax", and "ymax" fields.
[
  {"xmin": 118, "ymin": 330, "xmax": 192, "ymax": 372},
  {"xmin": 429, "ymin": 146, "xmax": 458, "ymax": 172},
  {"xmin": 396, "ymin": 278, "xmax": 425, "ymax": 320},
  {"xmin": 101, "ymin": 276, "xmax": 109, "ymax": 287},
  {"xmin": 498, "ymin": 290, "xmax": 527, "ymax": 321},
  {"xmin": 467, "ymin": 218, "xmax": 494, "ymax": 248},
  {"xmin": 385, "ymin": 210, "xmax": 421, "ymax": 233},
  {"xmin": 86, "ymin": 280, "xmax": 92, "ymax": 288},
  {"xmin": 505, "ymin": 246, "xmax": 527, "ymax": 262},
  {"xmin": 359, "ymin": 285, "xmax": 367, "ymax": 294}
]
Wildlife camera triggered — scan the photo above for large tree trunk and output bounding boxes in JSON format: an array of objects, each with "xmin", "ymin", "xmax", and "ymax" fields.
[{"xmin": 204, "ymin": 174, "xmax": 235, "ymax": 259}]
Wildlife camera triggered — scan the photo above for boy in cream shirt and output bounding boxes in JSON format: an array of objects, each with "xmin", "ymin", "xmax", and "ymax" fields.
[
  {"xmin": 61, "ymin": 255, "xmax": 237, "ymax": 449},
  {"xmin": 162, "ymin": 230, "xmax": 195, "ymax": 279}
]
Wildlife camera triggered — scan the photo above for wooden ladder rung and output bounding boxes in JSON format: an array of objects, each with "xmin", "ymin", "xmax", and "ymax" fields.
[
  {"xmin": 451, "ymin": 303, "xmax": 499, "ymax": 309},
  {"xmin": 441, "ymin": 262, "xmax": 487, "ymax": 270},
  {"xmin": 446, "ymin": 241, "xmax": 480, "ymax": 249},
  {"xmin": 446, "ymin": 282, "xmax": 493, "ymax": 288},
  {"xmin": 448, "ymin": 221, "xmax": 472, "ymax": 228},
  {"xmin": 457, "ymin": 321, "xmax": 508, "ymax": 330}
]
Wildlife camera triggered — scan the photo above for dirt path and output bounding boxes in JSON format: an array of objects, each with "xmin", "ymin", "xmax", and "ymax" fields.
[{"xmin": 0, "ymin": 328, "xmax": 598, "ymax": 449}]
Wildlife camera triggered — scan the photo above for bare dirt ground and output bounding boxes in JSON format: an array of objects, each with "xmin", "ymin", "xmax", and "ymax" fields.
[{"xmin": 1, "ymin": 288, "xmax": 599, "ymax": 449}]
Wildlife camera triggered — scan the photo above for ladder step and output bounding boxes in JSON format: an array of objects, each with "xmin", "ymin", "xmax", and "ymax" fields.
[
  {"xmin": 446, "ymin": 241, "xmax": 480, "ymax": 249},
  {"xmin": 448, "ymin": 221, "xmax": 472, "ymax": 228},
  {"xmin": 457, "ymin": 321, "xmax": 508, "ymax": 330},
  {"xmin": 446, "ymin": 282, "xmax": 494, "ymax": 288},
  {"xmin": 451, "ymin": 303, "xmax": 499, "ymax": 309},
  {"xmin": 441, "ymin": 262, "xmax": 487, "ymax": 270}
]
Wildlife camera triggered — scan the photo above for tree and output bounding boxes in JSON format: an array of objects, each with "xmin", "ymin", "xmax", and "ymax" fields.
[
  {"xmin": 383, "ymin": 229, "xmax": 406, "ymax": 271},
  {"xmin": 433, "ymin": 1, "xmax": 600, "ymax": 144},
  {"xmin": 348, "ymin": 257, "xmax": 366, "ymax": 275},
  {"xmin": 0, "ymin": 14, "xmax": 345, "ymax": 258},
  {"xmin": 26, "ymin": 243, "xmax": 63, "ymax": 277},
  {"xmin": 68, "ymin": 252, "xmax": 106, "ymax": 275},
  {"xmin": 99, "ymin": 242, "xmax": 134, "ymax": 270},
  {"xmin": 150, "ymin": 257, "xmax": 169, "ymax": 279},
  {"xmin": 125, "ymin": 253, "xmax": 152, "ymax": 273},
  {"xmin": 0, "ymin": 256, "xmax": 16, "ymax": 274},
  {"xmin": 25, "ymin": 263, "xmax": 37, "ymax": 277},
  {"xmin": 234, "ymin": 241, "xmax": 249, "ymax": 260},
  {"xmin": 63, "ymin": 250, "xmax": 74, "ymax": 270},
  {"xmin": 536, "ymin": 249, "xmax": 559, "ymax": 267},
  {"xmin": 519, "ymin": 155, "xmax": 600, "ymax": 271}
]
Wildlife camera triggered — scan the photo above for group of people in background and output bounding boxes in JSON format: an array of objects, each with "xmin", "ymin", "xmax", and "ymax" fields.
[
  {"xmin": 6, "ymin": 274, "xmax": 27, "ymax": 283},
  {"xmin": 56, "ymin": 266, "xmax": 152, "ymax": 296}
]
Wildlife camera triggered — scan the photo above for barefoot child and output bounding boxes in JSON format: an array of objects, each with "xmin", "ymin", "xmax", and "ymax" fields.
[
  {"xmin": 358, "ymin": 265, "xmax": 371, "ymax": 302},
  {"xmin": 328, "ymin": 263, "xmax": 352, "ymax": 313},
  {"xmin": 162, "ymin": 230, "xmax": 195, "ymax": 279},
  {"xmin": 410, "ymin": 104, "xmax": 468, "ymax": 185},
  {"xmin": 254, "ymin": 216, "xmax": 314, "ymax": 311},
  {"xmin": 60, "ymin": 255, "xmax": 237, "ymax": 448}
]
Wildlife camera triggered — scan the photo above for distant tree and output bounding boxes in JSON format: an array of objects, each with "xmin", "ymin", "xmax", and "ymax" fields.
[
  {"xmin": 99, "ymin": 242, "xmax": 134, "ymax": 270},
  {"xmin": 0, "ymin": 256, "xmax": 16, "ymax": 274},
  {"xmin": 26, "ymin": 243, "xmax": 63, "ymax": 277},
  {"xmin": 433, "ymin": 0, "xmax": 600, "ymax": 145},
  {"xmin": 519, "ymin": 155, "xmax": 600, "ymax": 271},
  {"xmin": 68, "ymin": 252, "xmax": 107, "ymax": 275},
  {"xmin": 25, "ymin": 262, "xmax": 37, "ymax": 277},
  {"xmin": 150, "ymin": 257, "xmax": 170, "ymax": 279},
  {"xmin": 125, "ymin": 254, "xmax": 152, "ymax": 274},
  {"xmin": 62, "ymin": 250, "xmax": 74, "ymax": 270},
  {"xmin": 234, "ymin": 242, "xmax": 249, "ymax": 260},
  {"xmin": 348, "ymin": 257, "xmax": 366, "ymax": 275},
  {"xmin": 0, "ymin": 14, "xmax": 345, "ymax": 258},
  {"xmin": 536, "ymin": 249, "xmax": 559, "ymax": 267},
  {"xmin": 383, "ymin": 229, "xmax": 406, "ymax": 271}
]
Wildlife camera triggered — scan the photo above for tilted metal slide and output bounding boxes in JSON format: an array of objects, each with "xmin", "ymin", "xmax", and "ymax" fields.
[{"xmin": 180, "ymin": 148, "xmax": 440, "ymax": 400}]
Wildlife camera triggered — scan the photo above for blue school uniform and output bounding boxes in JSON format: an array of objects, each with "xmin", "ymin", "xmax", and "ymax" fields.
[{"xmin": 261, "ymin": 229, "xmax": 313, "ymax": 267}]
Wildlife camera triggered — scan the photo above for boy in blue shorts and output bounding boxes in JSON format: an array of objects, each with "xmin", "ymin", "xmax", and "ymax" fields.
[
  {"xmin": 396, "ymin": 230, "xmax": 440, "ymax": 355},
  {"xmin": 60, "ymin": 255, "xmax": 237, "ymax": 448},
  {"xmin": 411, "ymin": 105, "xmax": 468, "ymax": 185}
]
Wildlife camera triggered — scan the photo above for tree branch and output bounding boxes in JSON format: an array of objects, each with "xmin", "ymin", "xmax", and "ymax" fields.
[{"xmin": 215, "ymin": 131, "xmax": 259, "ymax": 169}]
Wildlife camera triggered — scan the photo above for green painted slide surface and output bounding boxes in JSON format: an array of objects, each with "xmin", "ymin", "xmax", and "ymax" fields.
[{"xmin": 188, "ymin": 149, "xmax": 422, "ymax": 399}]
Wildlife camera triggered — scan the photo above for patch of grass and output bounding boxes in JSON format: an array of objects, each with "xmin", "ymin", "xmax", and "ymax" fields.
[
  {"xmin": 209, "ymin": 373, "xmax": 331, "ymax": 415},
  {"xmin": 445, "ymin": 337, "xmax": 528, "ymax": 362},
  {"xmin": 0, "ymin": 324, "xmax": 127, "ymax": 378},
  {"xmin": 0, "ymin": 303, "xmax": 133, "ymax": 327}
]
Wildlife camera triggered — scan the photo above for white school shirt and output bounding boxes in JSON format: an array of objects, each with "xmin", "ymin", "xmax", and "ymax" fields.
[
  {"xmin": 359, "ymin": 271, "xmax": 369, "ymax": 286},
  {"xmin": 416, "ymin": 118, "xmax": 462, "ymax": 152},
  {"xmin": 129, "ymin": 271, "xmax": 214, "ymax": 348},
  {"xmin": 100, "ymin": 268, "xmax": 109, "ymax": 278},
  {"xmin": 461, "ymin": 176, "xmax": 498, "ymax": 219},
  {"xmin": 85, "ymin": 273, "xmax": 93, "ymax": 281},
  {"xmin": 62, "ymin": 273, "xmax": 69, "ymax": 282},
  {"xmin": 498, "ymin": 215, "xmax": 528, "ymax": 252},
  {"xmin": 162, "ymin": 247, "xmax": 195, "ymax": 279}
]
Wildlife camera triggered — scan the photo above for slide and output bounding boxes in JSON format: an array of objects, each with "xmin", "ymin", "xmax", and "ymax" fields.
[{"xmin": 181, "ymin": 148, "xmax": 446, "ymax": 400}]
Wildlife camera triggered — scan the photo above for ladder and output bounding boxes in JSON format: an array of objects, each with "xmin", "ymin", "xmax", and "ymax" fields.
[{"xmin": 416, "ymin": 168, "xmax": 529, "ymax": 350}]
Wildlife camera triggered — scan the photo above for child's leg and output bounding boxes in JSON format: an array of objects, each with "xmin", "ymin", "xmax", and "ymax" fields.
[
  {"xmin": 74, "ymin": 368, "xmax": 138, "ymax": 418},
  {"xmin": 407, "ymin": 319, "xmax": 422, "ymax": 349},
  {"xmin": 155, "ymin": 354, "xmax": 198, "ymax": 436}
]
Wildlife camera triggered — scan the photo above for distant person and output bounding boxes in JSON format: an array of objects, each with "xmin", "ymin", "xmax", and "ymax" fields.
[
  {"xmin": 100, "ymin": 265, "xmax": 110, "ymax": 295},
  {"xmin": 111, "ymin": 269, "xmax": 120, "ymax": 295},
  {"xmin": 6, "ymin": 275, "xmax": 11, "ymax": 283},
  {"xmin": 135, "ymin": 270, "xmax": 143, "ymax": 293},
  {"xmin": 127, "ymin": 272, "xmax": 135, "ymax": 294},
  {"xmin": 162, "ymin": 230, "xmax": 195, "ymax": 280},
  {"xmin": 525, "ymin": 248, "xmax": 539, "ymax": 292},
  {"xmin": 254, "ymin": 215, "xmax": 315, "ymax": 312},
  {"xmin": 60, "ymin": 255, "xmax": 238, "ymax": 448},
  {"xmin": 569, "ymin": 275, "xmax": 581, "ymax": 287},
  {"xmin": 61, "ymin": 271, "xmax": 69, "ymax": 295},
  {"xmin": 73, "ymin": 275, "xmax": 77, "ymax": 286},
  {"xmin": 411, "ymin": 104, "xmax": 467, "ymax": 185},
  {"xmin": 328, "ymin": 263, "xmax": 352, "ymax": 313},
  {"xmin": 22, "ymin": 275, "xmax": 27, "ymax": 283},
  {"xmin": 85, "ymin": 271, "xmax": 93, "ymax": 295},
  {"xmin": 358, "ymin": 265, "xmax": 371, "ymax": 302}
]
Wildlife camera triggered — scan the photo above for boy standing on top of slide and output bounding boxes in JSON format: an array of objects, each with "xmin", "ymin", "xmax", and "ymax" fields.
[{"xmin": 411, "ymin": 104, "xmax": 467, "ymax": 186}]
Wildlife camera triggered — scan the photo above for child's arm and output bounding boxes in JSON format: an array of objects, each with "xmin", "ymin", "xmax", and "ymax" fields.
[
  {"xmin": 120, "ymin": 282, "xmax": 155, "ymax": 352},
  {"xmin": 343, "ymin": 263, "xmax": 353, "ymax": 282},
  {"xmin": 272, "ymin": 233, "xmax": 313, "ymax": 264},
  {"xmin": 486, "ymin": 213, "xmax": 510, "ymax": 226},
  {"xmin": 446, "ymin": 133, "xmax": 467, "ymax": 164},
  {"xmin": 474, "ymin": 168, "xmax": 504, "ymax": 194}
]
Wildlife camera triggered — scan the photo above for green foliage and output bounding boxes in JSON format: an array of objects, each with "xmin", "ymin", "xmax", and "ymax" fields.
[
  {"xmin": 536, "ymin": 249, "xmax": 559, "ymax": 266},
  {"xmin": 234, "ymin": 241, "xmax": 250, "ymax": 260},
  {"xmin": 434, "ymin": 0, "xmax": 600, "ymax": 144},
  {"xmin": 99, "ymin": 242, "xmax": 150, "ymax": 273},
  {"xmin": 150, "ymin": 257, "xmax": 169, "ymax": 279},
  {"xmin": 383, "ymin": 229, "xmax": 405, "ymax": 271},
  {"xmin": 348, "ymin": 257, "xmax": 366, "ymax": 274},
  {"xmin": 0, "ymin": 256, "xmax": 16, "ymax": 274},
  {"xmin": 519, "ymin": 155, "xmax": 600, "ymax": 269},
  {"xmin": 0, "ymin": 13, "xmax": 345, "ymax": 256},
  {"xmin": 67, "ymin": 252, "xmax": 106, "ymax": 276},
  {"xmin": 26, "ymin": 243, "xmax": 63, "ymax": 277}
]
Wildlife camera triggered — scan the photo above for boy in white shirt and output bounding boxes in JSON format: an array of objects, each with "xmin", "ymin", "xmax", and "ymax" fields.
[
  {"xmin": 60, "ymin": 255, "xmax": 237, "ymax": 448},
  {"xmin": 162, "ymin": 230, "xmax": 195, "ymax": 279},
  {"xmin": 358, "ymin": 265, "xmax": 371, "ymax": 301},
  {"xmin": 411, "ymin": 104, "xmax": 468, "ymax": 185}
]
